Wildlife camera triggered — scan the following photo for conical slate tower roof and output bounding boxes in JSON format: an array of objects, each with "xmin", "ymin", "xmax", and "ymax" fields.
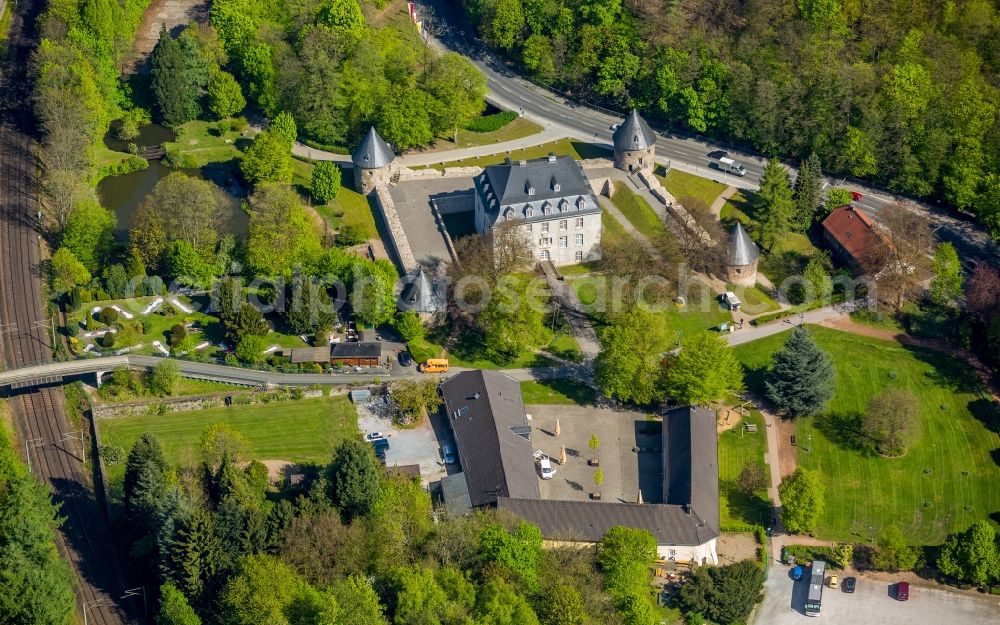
[
  {"xmin": 727, "ymin": 222, "xmax": 759, "ymax": 266},
  {"xmin": 351, "ymin": 127, "xmax": 395, "ymax": 169},
  {"xmin": 612, "ymin": 109, "xmax": 656, "ymax": 151},
  {"xmin": 402, "ymin": 267, "xmax": 445, "ymax": 313}
]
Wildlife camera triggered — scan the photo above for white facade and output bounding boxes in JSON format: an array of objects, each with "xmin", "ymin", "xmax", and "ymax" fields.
[
  {"xmin": 473, "ymin": 192, "xmax": 602, "ymax": 266},
  {"xmin": 657, "ymin": 538, "xmax": 719, "ymax": 566}
]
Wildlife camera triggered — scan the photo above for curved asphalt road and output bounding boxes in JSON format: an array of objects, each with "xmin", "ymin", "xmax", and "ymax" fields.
[{"xmin": 416, "ymin": 0, "xmax": 997, "ymax": 264}]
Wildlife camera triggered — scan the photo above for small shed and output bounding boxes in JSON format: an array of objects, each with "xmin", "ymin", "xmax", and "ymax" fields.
[
  {"xmin": 349, "ymin": 389, "xmax": 372, "ymax": 403},
  {"xmin": 331, "ymin": 342, "xmax": 381, "ymax": 367}
]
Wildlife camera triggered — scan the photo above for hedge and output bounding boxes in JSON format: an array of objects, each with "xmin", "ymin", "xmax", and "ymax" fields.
[
  {"xmin": 721, "ymin": 523, "xmax": 769, "ymax": 569},
  {"xmin": 299, "ymin": 137, "xmax": 350, "ymax": 155},
  {"xmin": 781, "ymin": 545, "xmax": 847, "ymax": 569},
  {"xmin": 93, "ymin": 154, "xmax": 148, "ymax": 183},
  {"xmin": 464, "ymin": 110, "xmax": 518, "ymax": 133}
]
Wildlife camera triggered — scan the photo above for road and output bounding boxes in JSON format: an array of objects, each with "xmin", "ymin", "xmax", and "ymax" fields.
[
  {"xmin": 0, "ymin": 1, "xmax": 136, "ymax": 623},
  {"xmin": 415, "ymin": 0, "xmax": 997, "ymax": 264}
]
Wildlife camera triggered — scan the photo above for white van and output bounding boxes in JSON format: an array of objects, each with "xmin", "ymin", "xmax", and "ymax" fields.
[
  {"xmin": 718, "ymin": 156, "xmax": 747, "ymax": 177},
  {"xmin": 539, "ymin": 456, "xmax": 556, "ymax": 479},
  {"xmin": 721, "ymin": 291, "xmax": 742, "ymax": 311}
]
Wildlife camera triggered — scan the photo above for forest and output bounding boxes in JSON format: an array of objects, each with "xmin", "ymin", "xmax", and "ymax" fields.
[{"xmin": 463, "ymin": 0, "xmax": 1000, "ymax": 235}]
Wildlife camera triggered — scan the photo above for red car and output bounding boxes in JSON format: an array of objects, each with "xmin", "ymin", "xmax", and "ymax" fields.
[
  {"xmin": 850, "ymin": 191, "xmax": 864, "ymax": 202},
  {"xmin": 896, "ymin": 581, "xmax": 910, "ymax": 601}
]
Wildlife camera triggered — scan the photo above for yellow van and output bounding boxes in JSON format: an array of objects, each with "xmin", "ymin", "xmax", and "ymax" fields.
[{"xmin": 419, "ymin": 358, "xmax": 450, "ymax": 373}]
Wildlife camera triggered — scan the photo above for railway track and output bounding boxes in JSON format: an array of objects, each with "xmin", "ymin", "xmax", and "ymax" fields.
[{"xmin": 0, "ymin": 2, "xmax": 137, "ymax": 624}]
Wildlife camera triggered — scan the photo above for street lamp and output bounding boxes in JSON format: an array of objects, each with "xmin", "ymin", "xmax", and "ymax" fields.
[
  {"xmin": 806, "ymin": 433, "xmax": 811, "ymax": 453},
  {"xmin": 868, "ymin": 525, "xmax": 877, "ymax": 543},
  {"xmin": 60, "ymin": 430, "xmax": 86, "ymax": 464},
  {"xmin": 799, "ymin": 312, "xmax": 805, "ymax": 326}
]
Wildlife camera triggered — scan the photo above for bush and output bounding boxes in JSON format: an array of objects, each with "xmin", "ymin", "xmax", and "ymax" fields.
[
  {"xmin": 751, "ymin": 294, "xmax": 845, "ymax": 326},
  {"xmin": 169, "ymin": 323, "xmax": 188, "ymax": 346},
  {"xmin": 100, "ymin": 332, "xmax": 116, "ymax": 348},
  {"xmin": 64, "ymin": 320, "xmax": 80, "ymax": 337},
  {"xmin": 336, "ymin": 224, "xmax": 367, "ymax": 247},
  {"xmin": 99, "ymin": 445, "xmax": 125, "ymax": 465},
  {"xmin": 93, "ymin": 155, "xmax": 148, "ymax": 182},
  {"xmin": 98, "ymin": 307, "xmax": 119, "ymax": 324},
  {"xmin": 464, "ymin": 110, "xmax": 518, "ymax": 133},
  {"xmin": 783, "ymin": 545, "xmax": 847, "ymax": 569}
]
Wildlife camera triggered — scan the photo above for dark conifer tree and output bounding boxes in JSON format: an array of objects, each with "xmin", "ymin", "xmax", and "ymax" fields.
[{"xmin": 765, "ymin": 326, "xmax": 835, "ymax": 417}]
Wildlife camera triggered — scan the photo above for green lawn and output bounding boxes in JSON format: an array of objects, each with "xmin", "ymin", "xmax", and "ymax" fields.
[
  {"xmin": 599, "ymin": 207, "xmax": 632, "ymax": 248},
  {"xmin": 547, "ymin": 328, "xmax": 582, "ymax": 362},
  {"xmin": 664, "ymin": 280, "xmax": 734, "ymax": 337},
  {"xmin": 422, "ymin": 117, "xmax": 545, "ymax": 152},
  {"xmin": 163, "ymin": 119, "xmax": 245, "ymax": 167},
  {"xmin": 658, "ymin": 168, "xmax": 727, "ymax": 208},
  {"xmin": 611, "ymin": 182, "xmax": 667, "ymax": 237},
  {"xmin": 720, "ymin": 190, "xmax": 753, "ymax": 225},
  {"xmin": 521, "ymin": 379, "xmax": 595, "ymax": 405},
  {"xmin": 407, "ymin": 331, "xmax": 556, "ymax": 370},
  {"xmin": 734, "ymin": 326, "xmax": 1000, "ymax": 544},
  {"xmin": 421, "ymin": 139, "xmax": 611, "ymax": 170},
  {"xmin": 849, "ymin": 310, "xmax": 906, "ymax": 334},
  {"xmin": 718, "ymin": 410, "xmax": 771, "ymax": 526},
  {"xmin": 99, "ymin": 396, "xmax": 359, "ymax": 491},
  {"xmin": 98, "ymin": 377, "xmax": 241, "ymax": 403},
  {"xmin": 556, "ymin": 262, "xmax": 601, "ymax": 277},
  {"xmin": 313, "ymin": 186, "xmax": 380, "ymax": 241},
  {"xmin": 726, "ymin": 283, "xmax": 781, "ymax": 316}
]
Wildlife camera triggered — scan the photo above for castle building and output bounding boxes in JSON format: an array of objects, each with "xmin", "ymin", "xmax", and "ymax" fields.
[
  {"xmin": 612, "ymin": 109, "xmax": 657, "ymax": 173},
  {"xmin": 351, "ymin": 127, "xmax": 396, "ymax": 194},
  {"xmin": 472, "ymin": 154, "xmax": 602, "ymax": 266},
  {"xmin": 726, "ymin": 222, "xmax": 759, "ymax": 287}
]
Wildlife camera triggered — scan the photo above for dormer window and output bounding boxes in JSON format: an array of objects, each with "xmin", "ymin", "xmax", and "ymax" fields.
[
  {"xmin": 504, "ymin": 209, "xmax": 514, "ymax": 221},
  {"xmin": 542, "ymin": 201, "xmax": 552, "ymax": 214},
  {"xmin": 551, "ymin": 176, "xmax": 560, "ymax": 192},
  {"xmin": 525, "ymin": 205, "xmax": 533, "ymax": 218},
  {"xmin": 576, "ymin": 196, "xmax": 586, "ymax": 210},
  {"xmin": 526, "ymin": 180, "xmax": 535, "ymax": 196},
  {"xmin": 559, "ymin": 199, "xmax": 569, "ymax": 212}
]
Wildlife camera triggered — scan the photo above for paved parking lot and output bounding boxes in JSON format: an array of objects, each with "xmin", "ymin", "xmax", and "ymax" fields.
[
  {"xmin": 356, "ymin": 397, "xmax": 448, "ymax": 483},
  {"xmin": 755, "ymin": 561, "xmax": 1000, "ymax": 625}
]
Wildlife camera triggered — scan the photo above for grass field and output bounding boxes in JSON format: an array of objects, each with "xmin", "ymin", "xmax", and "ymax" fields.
[
  {"xmin": 734, "ymin": 326, "xmax": 1000, "ymax": 544},
  {"xmin": 421, "ymin": 139, "xmax": 611, "ymax": 170},
  {"xmin": 658, "ymin": 168, "xmax": 727, "ymax": 208},
  {"xmin": 421, "ymin": 118, "xmax": 545, "ymax": 152},
  {"xmin": 163, "ymin": 120, "xmax": 245, "ymax": 167},
  {"xmin": 720, "ymin": 190, "xmax": 753, "ymax": 225},
  {"xmin": 726, "ymin": 283, "xmax": 781, "ymax": 315},
  {"xmin": 611, "ymin": 182, "xmax": 668, "ymax": 237},
  {"xmin": 521, "ymin": 379, "xmax": 595, "ymax": 405},
  {"xmin": 718, "ymin": 409, "xmax": 771, "ymax": 526},
  {"xmin": 97, "ymin": 377, "xmax": 241, "ymax": 403},
  {"xmin": 99, "ymin": 396, "xmax": 359, "ymax": 489},
  {"xmin": 599, "ymin": 206, "xmax": 633, "ymax": 248}
]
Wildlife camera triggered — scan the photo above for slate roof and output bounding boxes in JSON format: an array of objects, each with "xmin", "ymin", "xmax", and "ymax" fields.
[
  {"xmin": 474, "ymin": 155, "xmax": 601, "ymax": 228},
  {"xmin": 663, "ymin": 406, "xmax": 720, "ymax": 535},
  {"xmin": 727, "ymin": 222, "xmax": 760, "ymax": 266},
  {"xmin": 351, "ymin": 127, "xmax": 395, "ymax": 169},
  {"xmin": 613, "ymin": 110, "xmax": 656, "ymax": 152},
  {"xmin": 331, "ymin": 342, "xmax": 381, "ymax": 358},
  {"xmin": 497, "ymin": 498, "xmax": 718, "ymax": 547},
  {"xmin": 439, "ymin": 370, "xmax": 539, "ymax": 507},
  {"xmin": 821, "ymin": 204, "xmax": 884, "ymax": 268},
  {"xmin": 400, "ymin": 267, "xmax": 446, "ymax": 313}
]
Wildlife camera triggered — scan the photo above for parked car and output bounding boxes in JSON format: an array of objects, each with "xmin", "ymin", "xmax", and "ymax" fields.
[
  {"xmin": 720, "ymin": 291, "xmax": 742, "ymax": 311},
  {"xmin": 791, "ymin": 566, "xmax": 804, "ymax": 581},
  {"xmin": 441, "ymin": 444, "xmax": 456, "ymax": 465},
  {"xmin": 371, "ymin": 438, "xmax": 390, "ymax": 451},
  {"xmin": 828, "ymin": 575, "xmax": 839, "ymax": 589},
  {"xmin": 365, "ymin": 432, "xmax": 385, "ymax": 442},
  {"xmin": 896, "ymin": 581, "xmax": 909, "ymax": 601},
  {"xmin": 842, "ymin": 577, "xmax": 856, "ymax": 593},
  {"xmin": 850, "ymin": 190, "xmax": 864, "ymax": 202},
  {"xmin": 375, "ymin": 448, "xmax": 387, "ymax": 465},
  {"xmin": 539, "ymin": 456, "xmax": 557, "ymax": 479},
  {"xmin": 610, "ymin": 122, "xmax": 621, "ymax": 131},
  {"xmin": 398, "ymin": 352, "xmax": 413, "ymax": 367}
]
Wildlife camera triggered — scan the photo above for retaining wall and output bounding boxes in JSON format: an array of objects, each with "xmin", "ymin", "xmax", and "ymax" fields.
[
  {"xmin": 371, "ymin": 184, "xmax": 419, "ymax": 274},
  {"xmin": 93, "ymin": 388, "xmax": 329, "ymax": 420},
  {"xmin": 637, "ymin": 169, "xmax": 714, "ymax": 245}
]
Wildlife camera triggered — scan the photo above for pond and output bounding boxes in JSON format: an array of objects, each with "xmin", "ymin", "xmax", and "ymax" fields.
[{"xmin": 98, "ymin": 126, "xmax": 250, "ymax": 241}]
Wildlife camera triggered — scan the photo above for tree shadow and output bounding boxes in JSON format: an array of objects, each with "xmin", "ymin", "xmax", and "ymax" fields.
[
  {"xmin": 570, "ymin": 141, "xmax": 613, "ymax": 159},
  {"xmin": 990, "ymin": 448, "xmax": 1000, "ymax": 469},
  {"xmin": 906, "ymin": 347, "xmax": 981, "ymax": 393},
  {"xmin": 721, "ymin": 480, "xmax": 772, "ymax": 526},
  {"xmin": 968, "ymin": 398, "xmax": 1000, "ymax": 434},
  {"xmin": 814, "ymin": 411, "xmax": 873, "ymax": 454},
  {"xmin": 741, "ymin": 364, "xmax": 771, "ymax": 397}
]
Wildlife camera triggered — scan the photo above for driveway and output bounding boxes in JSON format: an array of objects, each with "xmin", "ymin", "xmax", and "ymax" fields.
[
  {"xmin": 356, "ymin": 397, "xmax": 448, "ymax": 483},
  {"xmin": 755, "ymin": 561, "xmax": 1000, "ymax": 625}
]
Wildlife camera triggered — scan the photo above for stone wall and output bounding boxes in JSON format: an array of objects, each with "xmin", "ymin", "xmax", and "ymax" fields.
[
  {"xmin": 637, "ymin": 169, "xmax": 714, "ymax": 245},
  {"xmin": 371, "ymin": 184, "xmax": 419, "ymax": 274},
  {"xmin": 588, "ymin": 177, "xmax": 615, "ymax": 197},
  {"xmin": 396, "ymin": 165, "xmax": 484, "ymax": 181},
  {"xmin": 580, "ymin": 157, "xmax": 615, "ymax": 170},
  {"xmin": 355, "ymin": 164, "xmax": 394, "ymax": 194}
]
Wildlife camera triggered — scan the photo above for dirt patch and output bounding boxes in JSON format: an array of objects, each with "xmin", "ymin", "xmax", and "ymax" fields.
[
  {"xmin": 776, "ymin": 417, "xmax": 798, "ymax": 477},
  {"xmin": 717, "ymin": 532, "xmax": 759, "ymax": 564},
  {"xmin": 261, "ymin": 459, "xmax": 300, "ymax": 484},
  {"xmin": 129, "ymin": 0, "xmax": 210, "ymax": 73}
]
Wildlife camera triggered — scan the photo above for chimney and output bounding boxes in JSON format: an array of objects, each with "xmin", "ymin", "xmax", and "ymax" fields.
[
  {"xmin": 518, "ymin": 159, "xmax": 527, "ymax": 167},
  {"xmin": 547, "ymin": 152, "xmax": 556, "ymax": 162},
  {"xmin": 473, "ymin": 392, "xmax": 481, "ymax": 400}
]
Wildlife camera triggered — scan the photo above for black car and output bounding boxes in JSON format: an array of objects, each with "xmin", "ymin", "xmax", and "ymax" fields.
[
  {"xmin": 398, "ymin": 351, "xmax": 413, "ymax": 367},
  {"xmin": 374, "ymin": 447, "xmax": 387, "ymax": 465},
  {"xmin": 707, "ymin": 150, "xmax": 728, "ymax": 159},
  {"xmin": 842, "ymin": 576, "xmax": 856, "ymax": 593}
]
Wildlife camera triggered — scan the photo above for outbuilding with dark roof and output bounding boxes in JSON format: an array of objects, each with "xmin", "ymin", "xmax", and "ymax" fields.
[
  {"xmin": 331, "ymin": 341, "xmax": 381, "ymax": 367},
  {"xmin": 612, "ymin": 110, "xmax": 657, "ymax": 173}
]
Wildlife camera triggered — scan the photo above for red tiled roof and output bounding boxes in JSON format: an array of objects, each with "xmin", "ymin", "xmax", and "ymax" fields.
[{"xmin": 821, "ymin": 205, "xmax": 884, "ymax": 267}]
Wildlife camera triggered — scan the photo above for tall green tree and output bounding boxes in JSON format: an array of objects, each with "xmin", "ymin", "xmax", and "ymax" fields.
[
  {"xmin": 480, "ymin": 521, "xmax": 544, "ymax": 590},
  {"xmin": 424, "ymin": 53, "xmax": 488, "ymax": 139},
  {"xmin": 662, "ymin": 332, "xmax": 743, "ymax": 405},
  {"xmin": 491, "ymin": 0, "xmax": 525, "ymax": 51},
  {"xmin": 219, "ymin": 554, "xmax": 339, "ymax": 625},
  {"xmin": 929, "ymin": 242, "xmax": 964, "ymax": 306},
  {"xmin": 0, "ymin": 428, "xmax": 76, "ymax": 625},
  {"xmin": 61, "ymin": 199, "xmax": 117, "ymax": 272},
  {"xmin": 310, "ymin": 161, "xmax": 342, "ymax": 203},
  {"xmin": 245, "ymin": 184, "xmax": 322, "ymax": 275},
  {"xmin": 870, "ymin": 525, "xmax": 919, "ymax": 572},
  {"xmin": 285, "ymin": 275, "xmax": 336, "ymax": 335},
  {"xmin": 537, "ymin": 584, "xmax": 586, "ymax": 625},
  {"xmin": 478, "ymin": 277, "xmax": 551, "ymax": 364},
  {"xmin": 861, "ymin": 387, "xmax": 920, "ymax": 457},
  {"xmin": 316, "ymin": 0, "xmax": 367, "ymax": 45},
  {"xmin": 793, "ymin": 152, "xmax": 823, "ymax": 229},
  {"xmin": 475, "ymin": 577, "xmax": 540, "ymax": 625},
  {"xmin": 350, "ymin": 259, "xmax": 398, "ymax": 328},
  {"xmin": 328, "ymin": 439, "xmax": 380, "ymax": 521},
  {"xmin": 207, "ymin": 68, "xmax": 246, "ymax": 119},
  {"xmin": 160, "ymin": 508, "xmax": 220, "ymax": 605},
  {"xmin": 937, "ymin": 521, "xmax": 1000, "ymax": 587},
  {"xmin": 778, "ymin": 468, "xmax": 824, "ymax": 534},
  {"xmin": 241, "ymin": 130, "xmax": 293, "ymax": 186},
  {"xmin": 594, "ymin": 307, "xmax": 669, "ymax": 405},
  {"xmin": 764, "ymin": 327, "xmax": 835, "ymax": 417},
  {"xmin": 49, "ymin": 247, "xmax": 91, "ymax": 293},
  {"xmin": 755, "ymin": 160, "xmax": 795, "ymax": 250},
  {"xmin": 151, "ymin": 26, "xmax": 201, "ymax": 127},
  {"xmin": 376, "ymin": 88, "xmax": 434, "ymax": 150},
  {"xmin": 156, "ymin": 582, "xmax": 202, "ymax": 625}
]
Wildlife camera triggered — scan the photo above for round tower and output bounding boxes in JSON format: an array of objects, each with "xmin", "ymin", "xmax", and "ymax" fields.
[
  {"xmin": 351, "ymin": 127, "xmax": 396, "ymax": 194},
  {"xmin": 726, "ymin": 222, "xmax": 759, "ymax": 287},
  {"xmin": 612, "ymin": 109, "xmax": 656, "ymax": 173}
]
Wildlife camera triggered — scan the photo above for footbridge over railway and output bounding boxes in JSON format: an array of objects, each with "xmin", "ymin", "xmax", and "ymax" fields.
[{"xmin": 0, "ymin": 356, "xmax": 589, "ymax": 390}]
